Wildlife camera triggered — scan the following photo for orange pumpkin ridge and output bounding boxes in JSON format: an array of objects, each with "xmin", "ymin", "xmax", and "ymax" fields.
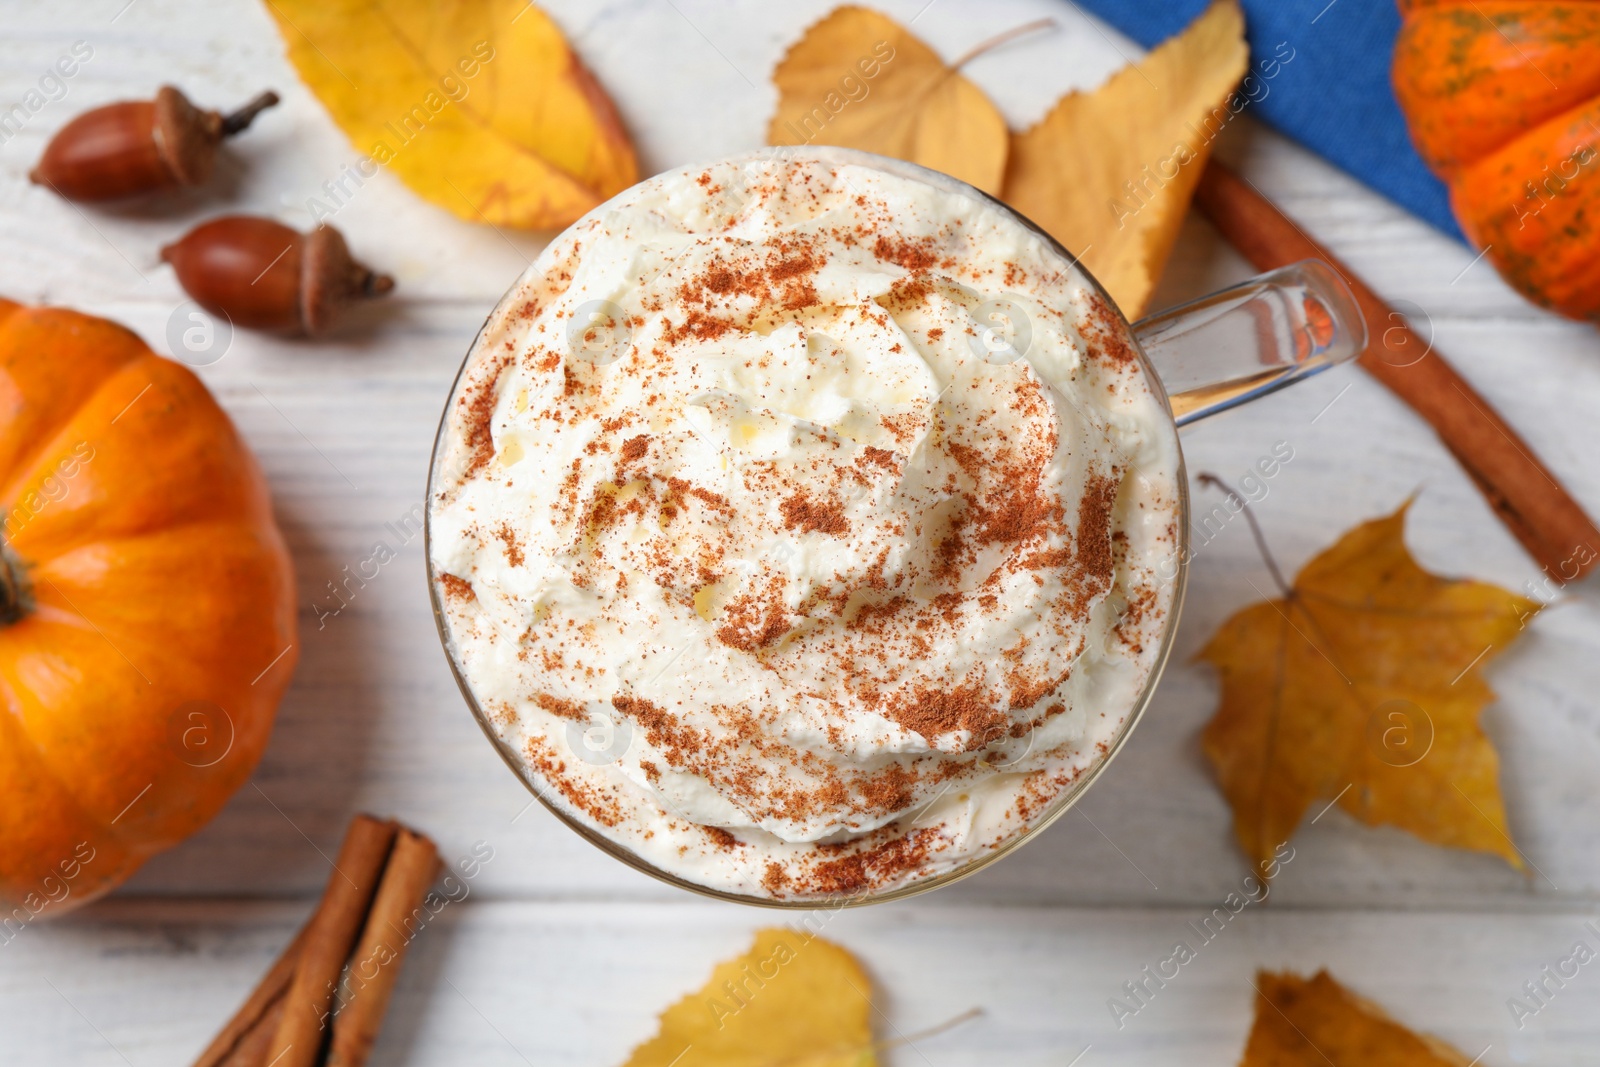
[
  {"xmin": 1393, "ymin": 0, "xmax": 1600, "ymax": 321},
  {"xmin": 0, "ymin": 300, "xmax": 297, "ymax": 920}
]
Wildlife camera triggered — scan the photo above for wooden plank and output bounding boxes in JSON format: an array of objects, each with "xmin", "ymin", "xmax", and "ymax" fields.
[
  {"xmin": 0, "ymin": 0, "xmax": 1592, "ymax": 911},
  {"xmin": 5, "ymin": 900, "xmax": 1596, "ymax": 1065},
  {"xmin": 2, "ymin": 0, "xmax": 1598, "ymax": 1059}
]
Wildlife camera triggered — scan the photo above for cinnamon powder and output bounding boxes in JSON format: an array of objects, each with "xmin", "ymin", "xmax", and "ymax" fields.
[{"xmin": 780, "ymin": 491, "xmax": 849, "ymax": 535}]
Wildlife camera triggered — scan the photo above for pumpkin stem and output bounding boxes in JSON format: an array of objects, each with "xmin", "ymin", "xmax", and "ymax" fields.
[{"xmin": 0, "ymin": 540, "xmax": 30, "ymax": 626}]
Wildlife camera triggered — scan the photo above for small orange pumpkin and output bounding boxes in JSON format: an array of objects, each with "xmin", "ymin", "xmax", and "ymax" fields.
[
  {"xmin": 1393, "ymin": 0, "xmax": 1600, "ymax": 321},
  {"xmin": 0, "ymin": 300, "xmax": 296, "ymax": 921}
]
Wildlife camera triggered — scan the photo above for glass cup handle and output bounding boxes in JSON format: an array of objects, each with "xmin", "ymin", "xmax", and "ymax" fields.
[{"xmin": 1131, "ymin": 259, "xmax": 1368, "ymax": 427}]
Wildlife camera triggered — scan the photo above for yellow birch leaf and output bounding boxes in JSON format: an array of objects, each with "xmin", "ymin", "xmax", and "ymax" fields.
[
  {"xmin": 767, "ymin": 5, "xmax": 1009, "ymax": 195},
  {"xmin": 1003, "ymin": 0, "xmax": 1248, "ymax": 316},
  {"xmin": 620, "ymin": 928, "xmax": 876, "ymax": 1067},
  {"xmin": 1199, "ymin": 502, "xmax": 1538, "ymax": 878},
  {"xmin": 262, "ymin": 0, "xmax": 637, "ymax": 229},
  {"xmin": 1240, "ymin": 970, "xmax": 1475, "ymax": 1066}
]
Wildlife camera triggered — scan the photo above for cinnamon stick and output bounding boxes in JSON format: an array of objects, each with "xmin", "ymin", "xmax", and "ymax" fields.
[
  {"xmin": 1194, "ymin": 160, "xmax": 1600, "ymax": 582},
  {"xmin": 265, "ymin": 815, "xmax": 398, "ymax": 1067},
  {"xmin": 192, "ymin": 925, "xmax": 306, "ymax": 1067},
  {"xmin": 217, "ymin": 993, "xmax": 289, "ymax": 1067},
  {"xmin": 326, "ymin": 829, "xmax": 442, "ymax": 1067}
]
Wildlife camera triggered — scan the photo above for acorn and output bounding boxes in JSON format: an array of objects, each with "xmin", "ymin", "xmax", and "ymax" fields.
[
  {"xmin": 30, "ymin": 86, "xmax": 279, "ymax": 201},
  {"xmin": 160, "ymin": 216, "xmax": 395, "ymax": 336}
]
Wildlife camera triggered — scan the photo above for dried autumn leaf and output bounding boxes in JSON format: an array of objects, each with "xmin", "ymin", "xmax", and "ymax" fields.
[
  {"xmin": 768, "ymin": 5, "xmax": 1009, "ymax": 194},
  {"xmin": 620, "ymin": 928, "xmax": 876, "ymax": 1067},
  {"xmin": 1003, "ymin": 0, "xmax": 1248, "ymax": 316},
  {"xmin": 1240, "ymin": 970, "xmax": 1474, "ymax": 1066},
  {"xmin": 263, "ymin": 0, "xmax": 637, "ymax": 229},
  {"xmin": 1199, "ymin": 501, "xmax": 1537, "ymax": 878}
]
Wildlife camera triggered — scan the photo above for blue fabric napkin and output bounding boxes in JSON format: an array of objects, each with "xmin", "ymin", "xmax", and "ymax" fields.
[{"xmin": 1068, "ymin": 0, "xmax": 1464, "ymax": 239}]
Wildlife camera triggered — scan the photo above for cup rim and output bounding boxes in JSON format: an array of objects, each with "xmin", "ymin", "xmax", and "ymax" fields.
[{"xmin": 424, "ymin": 145, "xmax": 1192, "ymax": 909}]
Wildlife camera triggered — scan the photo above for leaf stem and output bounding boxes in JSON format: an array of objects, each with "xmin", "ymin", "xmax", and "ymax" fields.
[
  {"xmin": 763, "ymin": 1006, "xmax": 983, "ymax": 1065},
  {"xmin": 950, "ymin": 17, "xmax": 1056, "ymax": 71},
  {"xmin": 1197, "ymin": 473, "xmax": 1293, "ymax": 598},
  {"xmin": 875, "ymin": 1006, "xmax": 984, "ymax": 1051}
]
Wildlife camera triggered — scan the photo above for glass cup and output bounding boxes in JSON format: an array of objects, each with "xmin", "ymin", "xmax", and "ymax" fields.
[{"xmin": 426, "ymin": 147, "xmax": 1367, "ymax": 908}]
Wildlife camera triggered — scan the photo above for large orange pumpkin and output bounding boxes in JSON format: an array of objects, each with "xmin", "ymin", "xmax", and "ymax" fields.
[
  {"xmin": 0, "ymin": 300, "xmax": 296, "ymax": 922},
  {"xmin": 1393, "ymin": 0, "xmax": 1600, "ymax": 321}
]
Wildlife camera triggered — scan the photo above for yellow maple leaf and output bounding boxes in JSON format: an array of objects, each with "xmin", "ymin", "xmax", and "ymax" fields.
[
  {"xmin": 263, "ymin": 0, "xmax": 637, "ymax": 229},
  {"xmin": 1239, "ymin": 970, "xmax": 1475, "ymax": 1066},
  {"xmin": 1199, "ymin": 500, "xmax": 1537, "ymax": 878},
  {"xmin": 1003, "ymin": 0, "xmax": 1248, "ymax": 316},
  {"xmin": 767, "ymin": 5, "xmax": 1010, "ymax": 195},
  {"xmin": 620, "ymin": 928, "xmax": 875, "ymax": 1067}
]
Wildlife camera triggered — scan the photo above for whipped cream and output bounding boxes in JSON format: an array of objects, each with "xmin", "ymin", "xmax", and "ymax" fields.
[{"xmin": 429, "ymin": 149, "xmax": 1182, "ymax": 900}]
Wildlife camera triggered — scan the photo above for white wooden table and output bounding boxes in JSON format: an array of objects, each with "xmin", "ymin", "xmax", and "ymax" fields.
[{"xmin": 4, "ymin": 1, "xmax": 1599, "ymax": 1063}]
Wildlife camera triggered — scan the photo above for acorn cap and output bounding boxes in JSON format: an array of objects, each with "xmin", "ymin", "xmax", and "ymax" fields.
[
  {"xmin": 152, "ymin": 86, "xmax": 222, "ymax": 187},
  {"xmin": 300, "ymin": 225, "xmax": 396, "ymax": 336},
  {"xmin": 151, "ymin": 86, "xmax": 281, "ymax": 189}
]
